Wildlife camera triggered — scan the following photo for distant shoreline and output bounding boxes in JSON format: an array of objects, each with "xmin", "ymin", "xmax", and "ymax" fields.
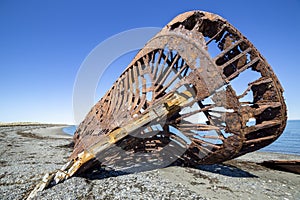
[{"xmin": 0, "ymin": 122, "xmax": 70, "ymax": 127}]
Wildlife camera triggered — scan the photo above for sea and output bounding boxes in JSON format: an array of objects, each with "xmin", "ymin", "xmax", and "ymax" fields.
[
  {"xmin": 260, "ymin": 120, "xmax": 300, "ymax": 155},
  {"xmin": 63, "ymin": 120, "xmax": 300, "ymax": 155}
]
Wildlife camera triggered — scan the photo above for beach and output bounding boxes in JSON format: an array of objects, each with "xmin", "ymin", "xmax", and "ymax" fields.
[{"xmin": 0, "ymin": 124, "xmax": 299, "ymax": 200}]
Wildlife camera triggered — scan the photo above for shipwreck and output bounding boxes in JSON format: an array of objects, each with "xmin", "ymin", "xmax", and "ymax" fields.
[{"xmin": 28, "ymin": 10, "xmax": 287, "ymax": 198}]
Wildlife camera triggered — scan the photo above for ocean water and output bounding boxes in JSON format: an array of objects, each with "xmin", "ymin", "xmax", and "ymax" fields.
[
  {"xmin": 63, "ymin": 120, "xmax": 300, "ymax": 155},
  {"xmin": 62, "ymin": 125, "xmax": 77, "ymax": 135},
  {"xmin": 260, "ymin": 120, "xmax": 300, "ymax": 155}
]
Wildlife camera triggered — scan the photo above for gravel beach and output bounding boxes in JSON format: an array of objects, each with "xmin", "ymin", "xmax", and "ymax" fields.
[{"xmin": 0, "ymin": 124, "xmax": 299, "ymax": 200}]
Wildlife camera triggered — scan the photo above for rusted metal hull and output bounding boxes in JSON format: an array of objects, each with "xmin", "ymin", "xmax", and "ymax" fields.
[
  {"xmin": 72, "ymin": 11, "xmax": 287, "ymax": 170},
  {"xmin": 27, "ymin": 11, "xmax": 288, "ymax": 198}
]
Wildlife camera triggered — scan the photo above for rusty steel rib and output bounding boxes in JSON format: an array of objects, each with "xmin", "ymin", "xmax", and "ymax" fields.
[{"xmin": 28, "ymin": 10, "xmax": 287, "ymax": 199}]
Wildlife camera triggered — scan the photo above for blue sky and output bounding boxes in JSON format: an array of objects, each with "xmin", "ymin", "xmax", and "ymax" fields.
[{"xmin": 0, "ymin": 0, "xmax": 299, "ymax": 124}]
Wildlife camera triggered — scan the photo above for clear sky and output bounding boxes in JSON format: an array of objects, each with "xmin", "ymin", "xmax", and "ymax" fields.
[{"xmin": 1, "ymin": 0, "xmax": 299, "ymax": 124}]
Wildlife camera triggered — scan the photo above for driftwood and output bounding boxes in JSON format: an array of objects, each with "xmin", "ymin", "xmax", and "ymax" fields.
[
  {"xmin": 261, "ymin": 160, "xmax": 300, "ymax": 174},
  {"xmin": 28, "ymin": 11, "xmax": 287, "ymax": 199}
]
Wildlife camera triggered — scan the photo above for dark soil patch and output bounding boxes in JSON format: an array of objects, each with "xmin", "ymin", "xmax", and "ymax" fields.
[{"xmin": 16, "ymin": 131, "xmax": 45, "ymax": 140}]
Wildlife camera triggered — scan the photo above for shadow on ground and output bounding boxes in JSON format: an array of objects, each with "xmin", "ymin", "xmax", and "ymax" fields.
[
  {"xmin": 75, "ymin": 158, "xmax": 259, "ymax": 181},
  {"xmin": 194, "ymin": 163, "xmax": 258, "ymax": 178}
]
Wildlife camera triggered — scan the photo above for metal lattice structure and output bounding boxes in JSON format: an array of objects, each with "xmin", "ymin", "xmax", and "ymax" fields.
[
  {"xmin": 71, "ymin": 11, "xmax": 287, "ymax": 166},
  {"xmin": 28, "ymin": 11, "xmax": 287, "ymax": 198}
]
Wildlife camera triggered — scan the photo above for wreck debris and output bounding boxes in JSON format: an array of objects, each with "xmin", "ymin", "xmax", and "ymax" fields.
[{"xmin": 27, "ymin": 11, "xmax": 287, "ymax": 198}]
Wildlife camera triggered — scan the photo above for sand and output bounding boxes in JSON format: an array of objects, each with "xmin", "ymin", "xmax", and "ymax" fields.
[{"xmin": 0, "ymin": 124, "xmax": 299, "ymax": 200}]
